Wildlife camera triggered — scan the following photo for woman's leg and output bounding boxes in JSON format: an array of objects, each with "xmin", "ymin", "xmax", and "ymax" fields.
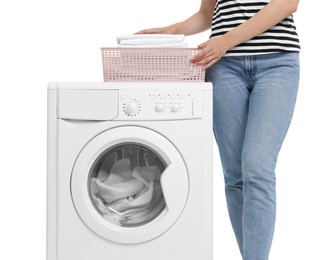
[
  {"xmin": 206, "ymin": 56, "xmax": 250, "ymax": 253},
  {"xmin": 241, "ymin": 52, "xmax": 300, "ymax": 260}
]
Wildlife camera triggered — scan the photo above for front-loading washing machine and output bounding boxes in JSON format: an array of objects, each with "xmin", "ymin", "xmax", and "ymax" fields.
[{"xmin": 47, "ymin": 81, "xmax": 212, "ymax": 260}]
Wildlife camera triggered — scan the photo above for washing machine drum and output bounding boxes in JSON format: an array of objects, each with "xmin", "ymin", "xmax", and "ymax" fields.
[
  {"xmin": 90, "ymin": 143, "xmax": 167, "ymax": 227},
  {"xmin": 71, "ymin": 126, "xmax": 189, "ymax": 244}
]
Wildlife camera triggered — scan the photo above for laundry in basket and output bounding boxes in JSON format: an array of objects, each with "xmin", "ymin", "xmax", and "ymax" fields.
[{"xmin": 117, "ymin": 34, "xmax": 187, "ymax": 48}]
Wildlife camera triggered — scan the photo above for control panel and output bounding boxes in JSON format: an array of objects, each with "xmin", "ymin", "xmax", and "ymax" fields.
[{"xmin": 117, "ymin": 88, "xmax": 203, "ymax": 120}]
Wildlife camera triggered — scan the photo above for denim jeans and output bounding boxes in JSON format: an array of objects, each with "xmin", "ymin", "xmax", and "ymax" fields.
[{"xmin": 205, "ymin": 52, "xmax": 300, "ymax": 260}]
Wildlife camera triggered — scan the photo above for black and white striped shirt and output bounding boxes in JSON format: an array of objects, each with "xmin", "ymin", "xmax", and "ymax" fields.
[{"xmin": 211, "ymin": 0, "xmax": 300, "ymax": 56}]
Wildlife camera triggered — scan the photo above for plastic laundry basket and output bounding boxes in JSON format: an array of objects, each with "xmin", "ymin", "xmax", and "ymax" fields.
[{"xmin": 101, "ymin": 48, "xmax": 204, "ymax": 82}]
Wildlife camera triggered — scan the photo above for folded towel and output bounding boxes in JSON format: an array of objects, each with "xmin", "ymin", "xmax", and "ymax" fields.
[
  {"xmin": 117, "ymin": 34, "xmax": 187, "ymax": 48},
  {"xmin": 119, "ymin": 38, "xmax": 185, "ymax": 46},
  {"xmin": 117, "ymin": 41, "xmax": 187, "ymax": 48},
  {"xmin": 117, "ymin": 34, "xmax": 185, "ymax": 44},
  {"xmin": 117, "ymin": 42, "xmax": 188, "ymax": 48}
]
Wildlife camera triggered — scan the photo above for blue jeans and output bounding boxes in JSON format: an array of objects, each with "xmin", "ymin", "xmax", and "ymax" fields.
[{"xmin": 206, "ymin": 52, "xmax": 300, "ymax": 260}]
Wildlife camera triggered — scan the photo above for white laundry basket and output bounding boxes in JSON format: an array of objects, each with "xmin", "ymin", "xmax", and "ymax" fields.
[{"xmin": 101, "ymin": 48, "xmax": 205, "ymax": 82}]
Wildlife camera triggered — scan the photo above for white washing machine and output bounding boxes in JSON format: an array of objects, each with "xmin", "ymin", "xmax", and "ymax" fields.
[{"xmin": 47, "ymin": 81, "xmax": 213, "ymax": 260}]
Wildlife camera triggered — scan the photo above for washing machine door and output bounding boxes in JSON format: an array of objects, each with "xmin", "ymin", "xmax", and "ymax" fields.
[{"xmin": 71, "ymin": 126, "xmax": 189, "ymax": 244}]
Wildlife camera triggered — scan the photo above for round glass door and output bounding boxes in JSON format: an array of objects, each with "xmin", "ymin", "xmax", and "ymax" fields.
[
  {"xmin": 89, "ymin": 143, "xmax": 166, "ymax": 227},
  {"xmin": 71, "ymin": 126, "xmax": 189, "ymax": 244}
]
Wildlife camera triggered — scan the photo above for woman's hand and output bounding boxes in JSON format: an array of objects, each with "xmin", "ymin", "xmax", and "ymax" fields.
[
  {"xmin": 135, "ymin": 25, "xmax": 178, "ymax": 35},
  {"xmin": 191, "ymin": 36, "xmax": 229, "ymax": 69}
]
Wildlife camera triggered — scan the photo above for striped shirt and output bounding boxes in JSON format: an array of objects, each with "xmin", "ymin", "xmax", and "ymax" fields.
[{"xmin": 211, "ymin": 0, "xmax": 300, "ymax": 56}]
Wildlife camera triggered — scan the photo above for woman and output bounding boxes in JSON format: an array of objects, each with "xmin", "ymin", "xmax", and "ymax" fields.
[{"xmin": 137, "ymin": 0, "xmax": 300, "ymax": 259}]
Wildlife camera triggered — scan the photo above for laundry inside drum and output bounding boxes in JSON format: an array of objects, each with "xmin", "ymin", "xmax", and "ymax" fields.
[{"xmin": 89, "ymin": 143, "xmax": 167, "ymax": 227}]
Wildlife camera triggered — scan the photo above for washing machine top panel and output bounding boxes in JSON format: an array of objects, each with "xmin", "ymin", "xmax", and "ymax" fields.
[
  {"xmin": 48, "ymin": 81, "xmax": 211, "ymax": 90},
  {"xmin": 52, "ymin": 81, "xmax": 211, "ymax": 121},
  {"xmin": 71, "ymin": 126, "xmax": 189, "ymax": 244}
]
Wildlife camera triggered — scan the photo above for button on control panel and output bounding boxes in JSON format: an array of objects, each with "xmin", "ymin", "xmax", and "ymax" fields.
[
  {"xmin": 151, "ymin": 94, "xmax": 185, "ymax": 114},
  {"xmin": 118, "ymin": 88, "xmax": 202, "ymax": 120},
  {"xmin": 155, "ymin": 103, "xmax": 165, "ymax": 113},
  {"xmin": 123, "ymin": 99, "xmax": 141, "ymax": 116}
]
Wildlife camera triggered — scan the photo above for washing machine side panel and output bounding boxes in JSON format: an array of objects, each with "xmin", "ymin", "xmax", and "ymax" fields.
[
  {"xmin": 181, "ymin": 87, "xmax": 213, "ymax": 260},
  {"xmin": 47, "ymin": 89, "xmax": 58, "ymax": 260},
  {"xmin": 173, "ymin": 118, "xmax": 213, "ymax": 260},
  {"xmin": 202, "ymin": 88, "xmax": 213, "ymax": 260}
]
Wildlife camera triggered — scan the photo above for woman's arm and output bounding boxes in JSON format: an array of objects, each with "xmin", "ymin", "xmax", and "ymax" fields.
[
  {"xmin": 191, "ymin": 0, "xmax": 300, "ymax": 69},
  {"xmin": 135, "ymin": 0, "xmax": 216, "ymax": 35}
]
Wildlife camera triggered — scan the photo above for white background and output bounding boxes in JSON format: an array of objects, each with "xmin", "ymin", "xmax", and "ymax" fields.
[{"xmin": 1, "ymin": 0, "xmax": 333, "ymax": 259}]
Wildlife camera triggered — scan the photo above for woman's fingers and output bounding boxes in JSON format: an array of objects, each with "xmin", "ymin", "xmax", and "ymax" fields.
[
  {"xmin": 191, "ymin": 37, "xmax": 227, "ymax": 69},
  {"xmin": 190, "ymin": 43, "xmax": 209, "ymax": 62},
  {"xmin": 191, "ymin": 46, "xmax": 214, "ymax": 65},
  {"xmin": 134, "ymin": 28, "xmax": 164, "ymax": 34},
  {"xmin": 192, "ymin": 53, "xmax": 216, "ymax": 69},
  {"xmin": 134, "ymin": 25, "xmax": 176, "ymax": 35},
  {"xmin": 203, "ymin": 57, "xmax": 219, "ymax": 69}
]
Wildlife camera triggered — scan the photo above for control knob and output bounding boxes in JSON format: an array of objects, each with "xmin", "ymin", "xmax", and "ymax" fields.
[
  {"xmin": 125, "ymin": 101, "xmax": 139, "ymax": 115},
  {"xmin": 171, "ymin": 103, "xmax": 181, "ymax": 112},
  {"xmin": 155, "ymin": 103, "xmax": 165, "ymax": 112}
]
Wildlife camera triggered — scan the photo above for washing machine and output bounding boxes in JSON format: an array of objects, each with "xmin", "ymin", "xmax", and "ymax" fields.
[{"xmin": 47, "ymin": 81, "xmax": 213, "ymax": 260}]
